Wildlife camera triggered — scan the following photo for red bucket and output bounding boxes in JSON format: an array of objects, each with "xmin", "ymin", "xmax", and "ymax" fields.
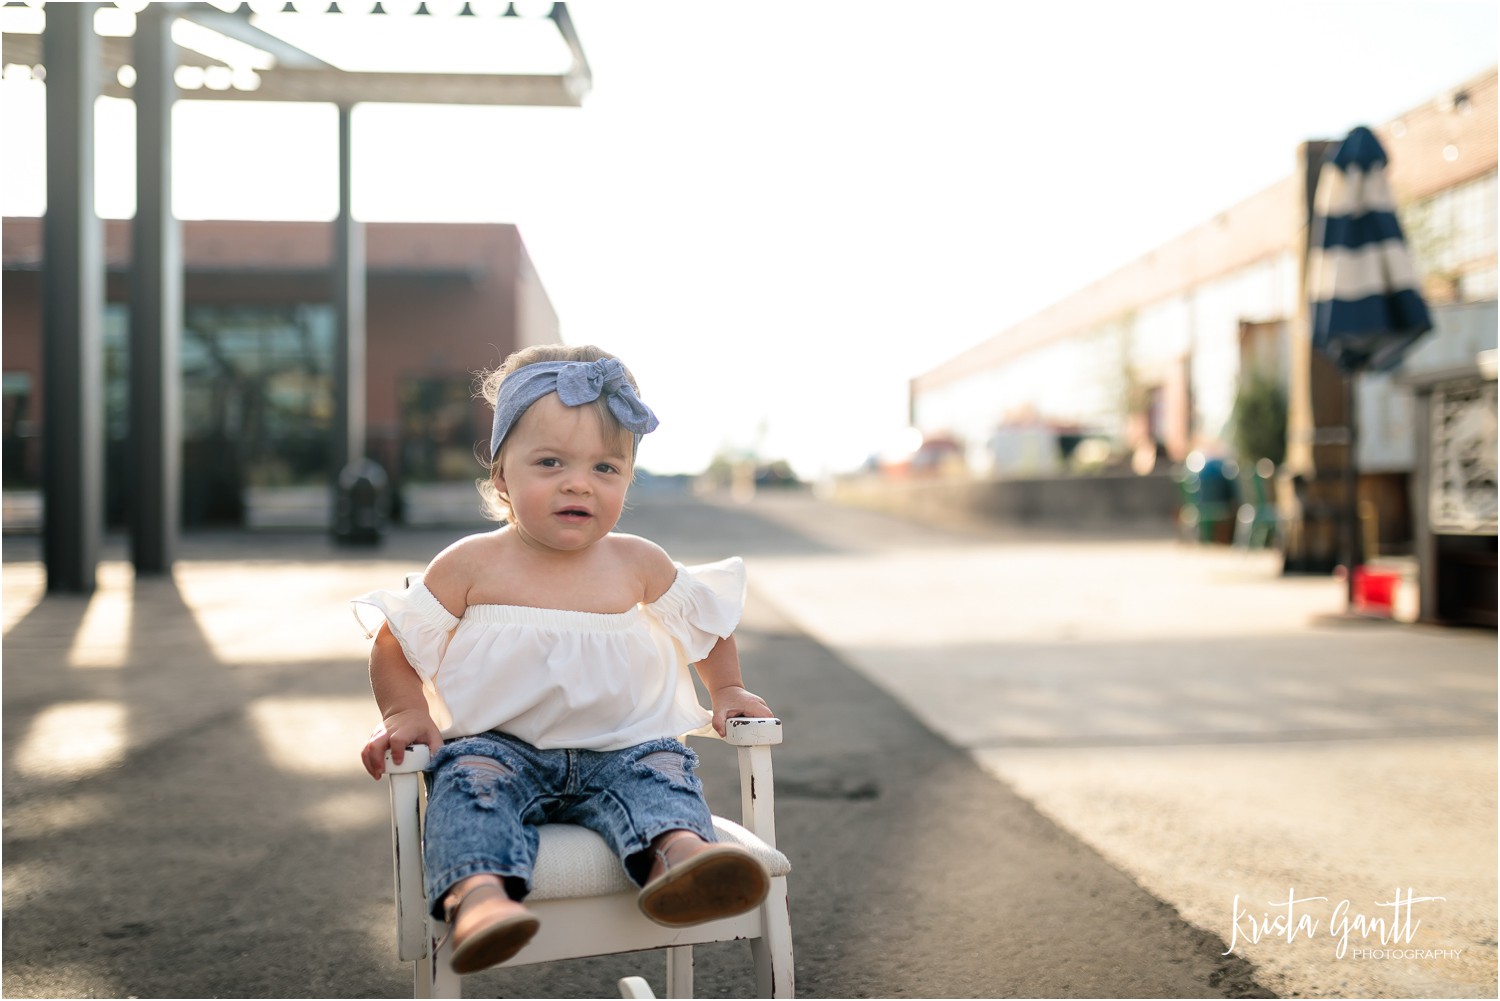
[{"xmin": 1352, "ymin": 566, "xmax": 1398, "ymax": 615}]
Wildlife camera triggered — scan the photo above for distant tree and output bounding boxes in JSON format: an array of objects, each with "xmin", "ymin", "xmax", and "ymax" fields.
[{"xmin": 1230, "ymin": 370, "xmax": 1287, "ymax": 466}]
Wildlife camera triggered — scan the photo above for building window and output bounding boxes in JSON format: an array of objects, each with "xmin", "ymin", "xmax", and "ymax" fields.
[
  {"xmin": 98, "ymin": 303, "xmax": 336, "ymax": 523},
  {"xmin": 399, "ymin": 375, "xmax": 482, "ymax": 483},
  {"xmin": 1402, "ymin": 171, "xmax": 1499, "ymax": 303},
  {"xmin": 180, "ymin": 303, "xmax": 335, "ymax": 495},
  {"xmin": 2, "ymin": 370, "xmax": 38, "ymax": 489}
]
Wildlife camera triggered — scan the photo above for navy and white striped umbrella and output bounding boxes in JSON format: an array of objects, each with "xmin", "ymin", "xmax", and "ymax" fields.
[
  {"xmin": 1307, "ymin": 126, "xmax": 1433, "ymax": 601},
  {"xmin": 1308, "ymin": 125, "xmax": 1432, "ymax": 371}
]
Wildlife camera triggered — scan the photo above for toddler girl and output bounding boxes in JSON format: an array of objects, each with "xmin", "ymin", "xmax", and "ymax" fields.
[{"xmin": 355, "ymin": 344, "xmax": 774, "ymax": 975}]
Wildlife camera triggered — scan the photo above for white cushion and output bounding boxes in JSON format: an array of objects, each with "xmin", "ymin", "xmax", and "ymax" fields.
[{"xmin": 529, "ymin": 817, "xmax": 790, "ymax": 902}]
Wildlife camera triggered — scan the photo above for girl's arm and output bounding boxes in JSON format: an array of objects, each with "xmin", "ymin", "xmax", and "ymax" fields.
[
  {"xmin": 360, "ymin": 538, "xmax": 477, "ymax": 778},
  {"xmin": 360, "ymin": 622, "xmax": 444, "ymax": 780},
  {"xmin": 692, "ymin": 634, "xmax": 773, "ymax": 735},
  {"xmin": 622, "ymin": 536, "xmax": 771, "ymax": 733}
]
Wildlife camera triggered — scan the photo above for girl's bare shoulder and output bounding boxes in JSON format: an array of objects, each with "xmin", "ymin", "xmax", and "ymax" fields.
[
  {"xmin": 606, "ymin": 532, "xmax": 678, "ymax": 603},
  {"xmin": 423, "ymin": 529, "xmax": 510, "ymax": 614}
]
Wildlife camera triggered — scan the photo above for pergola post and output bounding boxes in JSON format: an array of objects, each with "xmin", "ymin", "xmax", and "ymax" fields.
[
  {"xmin": 130, "ymin": 2, "xmax": 183, "ymax": 575},
  {"xmin": 331, "ymin": 101, "xmax": 366, "ymax": 488},
  {"xmin": 41, "ymin": 2, "xmax": 104, "ymax": 594}
]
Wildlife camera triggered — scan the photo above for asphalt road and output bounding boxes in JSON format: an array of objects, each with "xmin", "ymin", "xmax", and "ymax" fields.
[
  {"xmin": 642, "ymin": 489, "xmax": 1497, "ymax": 1000},
  {"xmin": 6, "ymin": 488, "xmax": 1485, "ymax": 998}
]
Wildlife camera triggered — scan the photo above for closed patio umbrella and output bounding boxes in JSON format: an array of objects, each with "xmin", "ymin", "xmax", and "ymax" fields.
[{"xmin": 1307, "ymin": 125, "xmax": 1433, "ymax": 602}]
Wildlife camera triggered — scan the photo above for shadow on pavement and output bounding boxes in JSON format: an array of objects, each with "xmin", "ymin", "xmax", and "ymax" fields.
[
  {"xmin": 2, "ymin": 497, "xmax": 1273, "ymax": 998},
  {"xmin": 2, "ymin": 568, "xmax": 405, "ymax": 998}
]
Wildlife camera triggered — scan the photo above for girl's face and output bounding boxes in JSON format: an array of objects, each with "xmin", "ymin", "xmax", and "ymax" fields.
[{"xmin": 494, "ymin": 393, "xmax": 634, "ymax": 554}]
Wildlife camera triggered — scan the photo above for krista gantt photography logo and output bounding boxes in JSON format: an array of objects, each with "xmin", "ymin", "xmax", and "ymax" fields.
[{"xmin": 1224, "ymin": 888, "xmax": 1461, "ymax": 960}]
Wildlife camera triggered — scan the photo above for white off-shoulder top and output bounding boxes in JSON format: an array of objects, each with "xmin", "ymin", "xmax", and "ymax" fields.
[{"xmin": 351, "ymin": 557, "xmax": 745, "ymax": 751}]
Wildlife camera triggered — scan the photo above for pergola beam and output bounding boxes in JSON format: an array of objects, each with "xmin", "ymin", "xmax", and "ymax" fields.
[
  {"xmin": 6, "ymin": 1, "xmax": 592, "ymax": 106},
  {"xmin": 165, "ymin": 67, "xmax": 589, "ymax": 105},
  {"xmin": 175, "ymin": 3, "xmax": 335, "ymax": 69}
]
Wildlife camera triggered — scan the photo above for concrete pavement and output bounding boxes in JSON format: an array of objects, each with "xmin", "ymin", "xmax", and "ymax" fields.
[
  {"xmin": 717, "ymin": 489, "xmax": 1498, "ymax": 1000},
  {"xmin": 2, "ymin": 489, "xmax": 1491, "ymax": 998}
]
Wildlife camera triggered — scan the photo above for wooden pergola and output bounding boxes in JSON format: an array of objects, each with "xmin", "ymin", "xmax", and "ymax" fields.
[{"xmin": 5, "ymin": 1, "xmax": 591, "ymax": 591}]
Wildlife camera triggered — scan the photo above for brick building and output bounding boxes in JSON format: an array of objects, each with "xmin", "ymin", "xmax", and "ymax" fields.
[
  {"xmin": 2, "ymin": 218, "xmax": 558, "ymax": 527},
  {"xmin": 910, "ymin": 67, "xmax": 1498, "ymax": 557}
]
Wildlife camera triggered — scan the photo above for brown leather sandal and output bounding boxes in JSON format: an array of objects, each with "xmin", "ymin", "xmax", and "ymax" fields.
[
  {"xmin": 637, "ymin": 834, "xmax": 770, "ymax": 928},
  {"xmin": 442, "ymin": 880, "xmax": 540, "ymax": 975}
]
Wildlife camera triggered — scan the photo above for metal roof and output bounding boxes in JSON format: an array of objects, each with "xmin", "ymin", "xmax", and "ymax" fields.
[{"xmin": 0, "ymin": 1, "xmax": 591, "ymax": 107}]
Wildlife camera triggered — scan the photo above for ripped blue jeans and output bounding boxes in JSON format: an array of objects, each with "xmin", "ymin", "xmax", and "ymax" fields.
[{"xmin": 422, "ymin": 731, "xmax": 717, "ymax": 916}]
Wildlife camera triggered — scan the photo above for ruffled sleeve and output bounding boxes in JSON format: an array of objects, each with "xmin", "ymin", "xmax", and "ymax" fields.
[
  {"xmin": 640, "ymin": 557, "xmax": 747, "ymax": 662},
  {"xmin": 350, "ymin": 575, "xmax": 461, "ymax": 683}
]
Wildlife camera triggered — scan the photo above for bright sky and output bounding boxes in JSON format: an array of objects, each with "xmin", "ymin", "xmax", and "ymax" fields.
[{"xmin": 3, "ymin": 0, "xmax": 1496, "ymax": 477}]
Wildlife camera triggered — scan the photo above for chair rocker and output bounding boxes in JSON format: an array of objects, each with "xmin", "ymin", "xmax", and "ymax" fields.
[{"xmin": 384, "ymin": 717, "xmax": 793, "ymax": 999}]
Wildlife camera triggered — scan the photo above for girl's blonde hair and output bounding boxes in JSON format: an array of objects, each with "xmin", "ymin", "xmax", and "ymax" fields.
[{"xmin": 475, "ymin": 344, "xmax": 643, "ymax": 523}]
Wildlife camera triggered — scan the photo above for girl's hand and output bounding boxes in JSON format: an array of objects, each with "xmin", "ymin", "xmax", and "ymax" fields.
[
  {"xmin": 361, "ymin": 708, "xmax": 443, "ymax": 779},
  {"xmin": 708, "ymin": 685, "xmax": 773, "ymax": 736}
]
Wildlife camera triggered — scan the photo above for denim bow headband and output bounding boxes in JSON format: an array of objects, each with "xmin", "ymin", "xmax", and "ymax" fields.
[{"xmin": 489, "ymin": 358, "xmax": 659, "ymax": 460}]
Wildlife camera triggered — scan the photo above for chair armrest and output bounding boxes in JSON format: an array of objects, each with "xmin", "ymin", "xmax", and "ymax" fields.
[
  {"xmin": 384, "ymin": 744, "xmax": 432, "ymax": 774},
  {"xmin": 724, "ymin": 717, "xmax": 783, "ymax": 746},
  {"xmin": 688, "ymin": 718, "xmax": 784, "ymax": 845},
  {"xmin": 385, "ymin": 744, "xmax": 431, "ymax": 961},
  {"xmin": 723, "ymin": 720, "xmax": 781, "ymax": 848}
]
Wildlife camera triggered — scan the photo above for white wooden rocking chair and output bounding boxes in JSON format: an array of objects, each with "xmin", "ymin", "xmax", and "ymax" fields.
[{"xmin": 384, "ymin": 717, "xmax": 794, "ymax": 999}]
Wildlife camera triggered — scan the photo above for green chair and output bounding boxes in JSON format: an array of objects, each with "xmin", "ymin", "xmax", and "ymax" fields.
[
  {"xmin": 1233, "ymin": 458, "xmax": 1280, "ymax": 549},
  {"xmin": 1175, "ymin": 453, "xmax": 1238, "ymax": 544}
]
